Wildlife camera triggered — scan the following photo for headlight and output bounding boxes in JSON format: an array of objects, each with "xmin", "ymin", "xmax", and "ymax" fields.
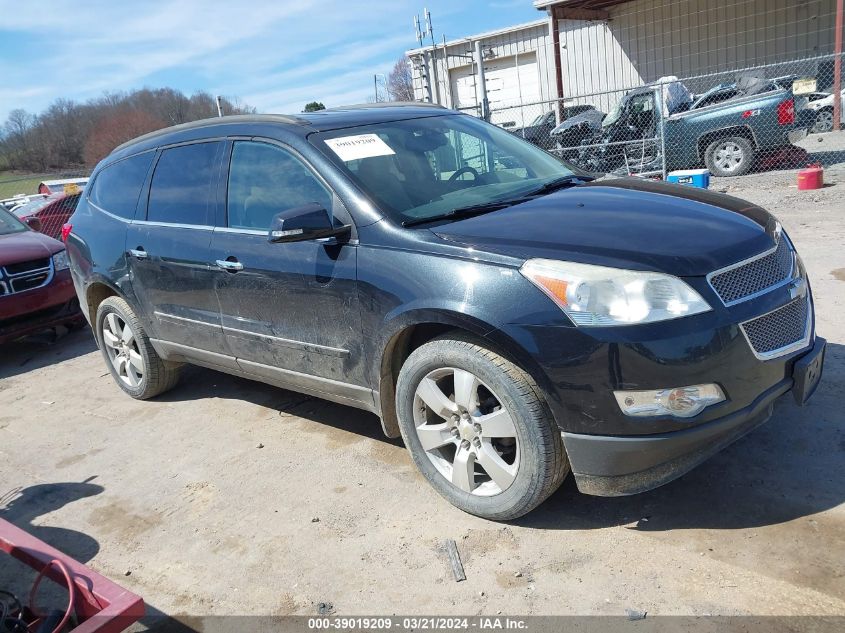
[
  {"xmin": 52, "ymin": 250, "xmax": 69, "ymax": 271},
  {"xmin": 520, "ymin": 259, "xmax": 711, "ymax": 326}
]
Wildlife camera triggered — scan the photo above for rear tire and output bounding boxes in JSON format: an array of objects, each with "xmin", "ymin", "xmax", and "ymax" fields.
[
  {"xmin": 811, "ymin": 108, "xmax": 834, "ymax": 134},
  {"xmin": 395, "ymin": 333, "xmax": 568, "ymax": 520},
  {"xmin": 704, "ymin": 136, "xmax": 755, "ymax": 177},
  {"xmin": 96, "ymin": 296, "xmax": 181, "ymax": 399}
]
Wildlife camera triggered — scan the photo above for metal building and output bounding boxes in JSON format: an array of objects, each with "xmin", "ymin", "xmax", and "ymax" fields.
[
  {"xmin": 406, "ymin": 19, "xmax": 556, "ymax": 128},
  {"xmin": 409, "ymin": 0, "xmax": 839, "ymax": 119}
]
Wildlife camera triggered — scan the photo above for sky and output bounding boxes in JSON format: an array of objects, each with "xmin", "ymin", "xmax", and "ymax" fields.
[{"xmin": 0, "ymin": 0, "xmax": 541, "ymax": 122}]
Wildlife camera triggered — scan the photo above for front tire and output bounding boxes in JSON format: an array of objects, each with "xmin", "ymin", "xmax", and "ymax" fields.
[
  {"xmin": 395, "ymin": 334, "xmax": 568, "ymax": 520},
  {"xmin": 96, "ymin": 296, "xmax": 181, "ymax": 399},
  {"xmin": 704, "ymin": 136, "xmax": 755, "ymax": 177}
]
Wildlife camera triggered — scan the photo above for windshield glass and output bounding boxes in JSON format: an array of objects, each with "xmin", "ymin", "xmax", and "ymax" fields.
[
  {"xmin": 602, "ymin": 99, "xmax": 625, "ymax": 128},
  {"xmin": 313, "ymin": 114, "xmax": 575, "ymax": 225},
  {"xmin": 12, "ymin": 196, "xmax": 55, "ymax": 217},
  {"xmin": 0, "ymin": 207, "xmax": 27, "ymax": 235},
  {"xmin": 529, "ymin": 112, "xmax": 549, "ymax": 126}
]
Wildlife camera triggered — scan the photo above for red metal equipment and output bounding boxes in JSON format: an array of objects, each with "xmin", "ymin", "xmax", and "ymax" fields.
[{"xmin": 0, "ymin": 519, "xmax": 144, "ymax": 633}]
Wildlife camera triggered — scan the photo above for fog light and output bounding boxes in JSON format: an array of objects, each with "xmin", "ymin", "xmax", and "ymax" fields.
[{"xmin": 614, "ymin": 384, "xmax": 725, "ymax": 418}]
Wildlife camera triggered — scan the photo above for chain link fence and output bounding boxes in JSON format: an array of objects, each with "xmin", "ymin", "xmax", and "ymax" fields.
[
  {"xmin": 488, "ymin": 52, "xmax": 844, "ymax": 181},
  {"xmin": 0, "ymin": 170, "xmax": 89, "ymax": 239}
]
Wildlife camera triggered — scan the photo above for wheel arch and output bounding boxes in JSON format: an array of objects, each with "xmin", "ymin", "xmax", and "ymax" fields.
[
  {"xmin": 83, "ymin": 277, "xmax": 129, "ymax": 327},
  {"xmin": 375, "ymin": 308, "xmax": 555, "ymax": 439},
  {"xmin": 696, "ymin": 125, "xmax": 757, "ymax": 160}
]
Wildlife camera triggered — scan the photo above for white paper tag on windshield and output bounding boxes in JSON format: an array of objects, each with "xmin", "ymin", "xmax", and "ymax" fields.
[{"xmin": 325, "ymin": 134, "xmax": 395, "ymax": 161}]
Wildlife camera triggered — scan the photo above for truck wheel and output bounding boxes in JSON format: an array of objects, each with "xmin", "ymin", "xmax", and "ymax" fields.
[
  {"xmin": 395, "ymin": 333, "xmax": 568, "ymax": 520},
  {"xmin": 704, "ymin": 136, "xmax": 755, "ymax": 177},
  {"xmin": 96, "ymin": 296, "xmax": 181, "ymax": 399},
  {"xmin": 811, "ymin": 108, "xmax": 834, "ymax": 134}
]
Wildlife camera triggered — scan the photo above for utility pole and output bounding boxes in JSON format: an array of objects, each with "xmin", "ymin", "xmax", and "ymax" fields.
[
  {"xmin": 474, "ymin": 40, "xmax": 489, "ymax": 121},
  {"xmin": 413, "ymin": 8, "xmax": 441, "ymax": 105},
  {"xmin": 834, "ymin": 0, "xmax": 843, "ymax": 131}
]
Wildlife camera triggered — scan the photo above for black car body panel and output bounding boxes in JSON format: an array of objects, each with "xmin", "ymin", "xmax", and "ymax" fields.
[{"xmin": 66, "ymin": 108, "xmax": 822, "ymax": 498}]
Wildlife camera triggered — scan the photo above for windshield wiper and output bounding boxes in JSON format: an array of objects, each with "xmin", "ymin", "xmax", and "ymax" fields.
[
  {"xmin": 401, "ymin": 175, "xmax": 594, "ymax": 228},
  {"xmin": 521, "ymin": 174, "xmax": 593, "ymax": 197},
  {"xmin": 401, "ymin": 200, "xmax": 515, "ymax": 227}
]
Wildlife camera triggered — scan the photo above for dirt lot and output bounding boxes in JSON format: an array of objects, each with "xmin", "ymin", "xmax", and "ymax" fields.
[{"xmin": 1, "ymin": 169, "xmax": 844, "ymax": 628}]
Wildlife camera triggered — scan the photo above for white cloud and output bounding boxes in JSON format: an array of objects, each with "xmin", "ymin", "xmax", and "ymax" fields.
[{"xmin": 0, "ymin": 0, "xmax": 416, "ymax": 119}]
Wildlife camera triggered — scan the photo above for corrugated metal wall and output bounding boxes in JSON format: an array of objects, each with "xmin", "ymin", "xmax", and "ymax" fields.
[
  {"xmin": 409, "ymin": 20, "xmax": 556, "ymax": 109},
  {"xmin": 559, "ymin": 0, "xmax": 837, "ymax": 103}
]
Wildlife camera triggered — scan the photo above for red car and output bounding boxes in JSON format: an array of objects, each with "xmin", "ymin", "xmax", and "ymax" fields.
[
  {"xmin": 0, "ymin": 207, "xmax": 82, "ymax": 344},
  {"xmin": 12, "ymin": 193, "xmax": 82, "ymax": 240}
]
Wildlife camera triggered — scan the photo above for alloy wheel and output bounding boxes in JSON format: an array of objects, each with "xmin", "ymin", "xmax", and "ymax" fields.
[
  {"xmin": 412, "ymin": 367, "xmax": 519, "ymax": 496},
  {"xmin": 713, "ymin": 141, "xmax": 745, "ymax": 173},
  {"xmin": 102, "ymin": 312, "xmax": 144, "ymax": 388},
  {"xmin": 813, "ymin": 110, "xmax": 834, "ymax": 134}
]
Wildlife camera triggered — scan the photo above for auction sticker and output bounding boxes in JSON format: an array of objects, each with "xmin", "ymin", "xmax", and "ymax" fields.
[{"xmin": 325, "ymin": 134, "xmax": 395, "ymax": 161}]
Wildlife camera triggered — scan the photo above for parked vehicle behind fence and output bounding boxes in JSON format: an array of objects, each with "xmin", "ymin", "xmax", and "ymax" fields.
[
  {"xmin": 66, "ymin": 106, "xmax": 824, "ymax": 519},
  {"xmin": 0, "ymin": 207, "xmax": 82, "ymax": 344},
  {"xmin": 13, "ymin": 192, "xmax": 82, "ymax": 240},
  {"xmin": 566, "ymin": 76, "xmax": 817, "ymax": 177}
]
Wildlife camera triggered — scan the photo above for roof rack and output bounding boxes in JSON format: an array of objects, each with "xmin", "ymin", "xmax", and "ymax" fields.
[
  {"xmin": 111, "ymin": 114, "xmax": 308, "ymax": 153},
  {"xmin": 322, "ymin": 101, "xmax": 447, "ymax": 112}
]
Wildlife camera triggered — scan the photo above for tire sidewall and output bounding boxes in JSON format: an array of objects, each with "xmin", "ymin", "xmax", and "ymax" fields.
[
  {"xmin": 396, "ymin": 340, "xmax": 552, "ymax": 519},
  {"xmin": 96, "ymin": 298, "xmax": 149, "ymax": 399},
  {"xmin": 705, "ymin": 136, "xmax": 753, "ymax": 177}
]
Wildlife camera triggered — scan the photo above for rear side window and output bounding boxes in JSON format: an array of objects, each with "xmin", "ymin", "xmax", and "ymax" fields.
[
  {"xmin": 89, "ymin": 152, "xmax": 154, "ymax": 219},
  {"xmin": 147, "ymin": 142, "xmax": 221, "ymax": 225}
]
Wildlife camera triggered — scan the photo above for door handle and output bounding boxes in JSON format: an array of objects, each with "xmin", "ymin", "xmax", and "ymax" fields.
[
  {"xmin": 216, "ymin": 259, "xmax": 244, "ymax": 272},
  {"xmin": 128, "ymin": 248, "xmax": 148, "ymax": 259}
]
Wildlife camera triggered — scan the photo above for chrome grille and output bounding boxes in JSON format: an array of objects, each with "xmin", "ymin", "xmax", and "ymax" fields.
[
  {"xmin": 709, "ymin": 237, "xmax": 794, "ymax": 305},
  {"xmin": 740, "ymin": 294, "xmax": 810, "ymax": 360},
  {"xmin": 0, "ymin": 258, "xmax": 53, "ymax": 296},
  {"xmin": 4, "ymin": 258, "xmax": 50, "ymax": 276}
]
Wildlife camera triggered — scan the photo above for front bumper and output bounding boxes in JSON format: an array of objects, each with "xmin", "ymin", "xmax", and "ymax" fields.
[
  {"xmin": 563, "ymin": 337, "xmax": 825, "ymax": 496},
  {"xmin": 0, "ymin": 269, "xmax": 82, "ymax": 344}
]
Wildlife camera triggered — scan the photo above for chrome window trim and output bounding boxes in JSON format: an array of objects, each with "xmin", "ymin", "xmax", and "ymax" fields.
[
  {"xmin": 88, "ymin": 200, "xmax": 133, "ymax": 223},
  {"xmin": 739, "ymin": 295, "xmax": 813, "ymax": 361},
  {"xmin": 0, "ymin": 280, "xmax": 8, "ymax": 295},
  {"xmin": 131, "ymin": 220, "xmax": 215, "ymax": 231},
  {"xmin": 706, "ymin": 233, "xmax": 796, "ymax": 306},
  {"xmin": 214, "ymin": 226, "xmax": 266, "ymax": 236}
]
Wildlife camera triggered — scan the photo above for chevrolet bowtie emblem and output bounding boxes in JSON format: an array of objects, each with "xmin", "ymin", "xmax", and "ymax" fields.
[{"xmin": 788, "ymin": 278, "xmax": 807, "ymax": 300}]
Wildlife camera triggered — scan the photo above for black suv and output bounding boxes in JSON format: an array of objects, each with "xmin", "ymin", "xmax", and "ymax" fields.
[{"xmin": 66, "ymin": 105, "xmax": 825, "ymax": 520}]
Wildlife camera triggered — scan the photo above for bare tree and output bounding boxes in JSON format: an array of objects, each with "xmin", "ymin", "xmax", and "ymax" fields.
[
  {"xmin": 83, "ymin": 109, "xmax": 167, "ymax": 166},
  {"xmin": 0, "ymin": 88, "xmax": 256, "ymax": 172},
  {"xmin": 387, "ymin": 57, "xmax": 415, "ymax": 102}
]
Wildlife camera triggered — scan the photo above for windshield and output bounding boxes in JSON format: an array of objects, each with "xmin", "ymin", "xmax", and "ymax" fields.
[
  {"xmin": 12, "ymin": 196, "xmax": 55, "ymax": 217},
  {"xmin": 0, "ymin": 207, "xmax": 27, "ymax": 235},
  {"xmin": 313, "ymin": 114, "xmax": 576, "ymax": 225},
  {"xmin": 529, "ymin": 112, "xmax": 550, "ymax": 126},
  {"xmin": 602, "ymin": 99, "xmax": 625, "ymax": 128}
]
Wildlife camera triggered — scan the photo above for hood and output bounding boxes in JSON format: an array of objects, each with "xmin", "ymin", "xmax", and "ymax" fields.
[
  {"xmin": 551, "ymin": 110, "xmax": 605, "ymax": 135},
  {"xmin": 0, "ymin": 229, "xmax": 63, "ymax": 267},
  {"xmin": 433, "ymin": 178, "xmax": 778, "ymax": 277}
]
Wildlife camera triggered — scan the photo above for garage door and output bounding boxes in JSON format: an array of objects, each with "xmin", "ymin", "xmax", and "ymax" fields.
[{"xmin": 448, "ymin": 52, "xmax": 542, "ymax": 127}]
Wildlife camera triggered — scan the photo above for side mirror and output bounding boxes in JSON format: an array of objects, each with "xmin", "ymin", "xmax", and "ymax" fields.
[
  {"xmin": 25, "ymin": 216, "xmax": 42, "ymax": 232},
  {"xmin": 268, "ymin": 203, "xmax": 351, "ymax": 243}
]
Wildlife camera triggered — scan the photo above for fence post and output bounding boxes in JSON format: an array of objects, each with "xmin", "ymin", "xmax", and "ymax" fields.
[
  {"xmin": 834, "ymin": 0, "xmax": 843, "ymax": 132},
  {"xmin": 474, "ymin": 40, "xmax": 490, "ymax": 121}
]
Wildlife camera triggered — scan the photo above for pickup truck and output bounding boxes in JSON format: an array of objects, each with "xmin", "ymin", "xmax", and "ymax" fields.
[{"xmin": 571, "ymin": 77, "xmax": 816, "ymax": 177}]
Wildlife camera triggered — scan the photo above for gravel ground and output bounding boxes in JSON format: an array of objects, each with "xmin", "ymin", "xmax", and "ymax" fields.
[{"xmin": 0, "ymin": 169, "xmax": 843, "ymax": 630}]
